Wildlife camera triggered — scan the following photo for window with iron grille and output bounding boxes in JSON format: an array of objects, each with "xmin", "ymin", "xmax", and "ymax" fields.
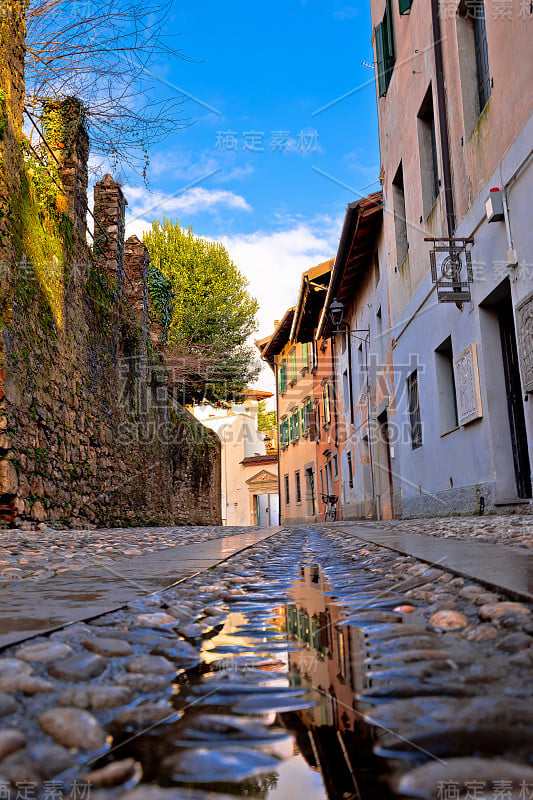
[
  {"xmin": 347, "ymin": 451, "xmax": 354, "ymax": 489},
  {"xmin": 284, "ymin": 474, "xmax": 290, "ymax": 505},
  {"xmin": 407, "ymin": 370, "xmax": 423, "ymax": 449},
  {"xmin": 295, "ymin": 471, "xmax": 301, "ymax": 504}
]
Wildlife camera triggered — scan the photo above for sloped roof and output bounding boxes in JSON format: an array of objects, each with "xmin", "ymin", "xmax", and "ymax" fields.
[
  {"xmin": 258, "ymin": 307, "xmax": 296, "ymax": 366},
  {"xmin": 290, "ymin": 258, "xmax": 335, "ymax": 343},
  {"xmin": 317, "ymin": 192, "xmax": 383, "ymax": 339},
  {"xmin": 241, "ymin": 454, "xmax": 278, "ymax": 466}
]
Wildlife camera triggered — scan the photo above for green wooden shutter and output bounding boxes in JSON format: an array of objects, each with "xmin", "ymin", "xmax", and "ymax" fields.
[
  {"xmin": 399, "ymin": 0, "xmax": 412, "ymax": 13},
  {"xmin": 385, "ymin": 0, "xmax": 395, "ymax": 61},
  {"xmin": 375, "ymin": 22, "xmax": 387, "ymax": 97},
  {"xmin": 302, "ymin": 342, "xmax": 309, "ymax": 369}
]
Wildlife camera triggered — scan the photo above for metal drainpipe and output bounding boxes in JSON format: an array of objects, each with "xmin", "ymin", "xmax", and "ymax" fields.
[
  {"xmin": 364, "ymin": 331, "xmax": 379, "ymax": 520},
  {"xmin": 331, "ymin": 337, "xmax": 339, "ymax": 451},
  {"xmin": 431, "ymin": 0, "xmax": 456, "ymax": 238},
  {"xmin": 342, "ymin": 322, "xmax": 355, "ymax": 428},
  {"xmin": 274, "ymin": 362, "xmax": 282, "ymax": 526}
]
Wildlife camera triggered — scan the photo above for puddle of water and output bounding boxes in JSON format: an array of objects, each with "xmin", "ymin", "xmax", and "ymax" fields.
[
  {"xmin": 93, "ymin": 547, "xmax": 476, "ymax": 800},
  {"xmin": 96, "ymin": 582, "xmax": 332, "ymax": 798}
]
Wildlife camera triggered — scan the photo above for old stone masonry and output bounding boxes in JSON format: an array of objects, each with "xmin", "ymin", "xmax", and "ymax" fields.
[
  {"xmin": 0, "ymin": 6, "xmax": 221, "ymax": 531},
  {"xmin": 0, "ymin": 519, "xmax": 531, "ymax": 798}
]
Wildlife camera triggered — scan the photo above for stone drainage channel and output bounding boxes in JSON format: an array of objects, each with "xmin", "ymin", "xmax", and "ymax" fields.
[{"xmin": 0, "ymin": 527, "xmax": 533, "ymax": 800}]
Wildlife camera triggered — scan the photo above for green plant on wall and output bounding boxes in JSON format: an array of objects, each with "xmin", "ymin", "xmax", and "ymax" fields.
[
  {"xmin": 148, "ymin": 264, "xmax": 175, "ymax": 345},
  {"xmin": 11, "ymin": 169, "xmax": 68, "ymax": 329}
]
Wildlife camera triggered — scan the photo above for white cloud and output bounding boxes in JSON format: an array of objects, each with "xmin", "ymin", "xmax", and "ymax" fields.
[
  {"xmin": 124, "ymin": 185, "xmax": 252, "ymax": 239},
  {"xmin": 220, "ymin": 217, "xmax": 343, "ymax": 392}
]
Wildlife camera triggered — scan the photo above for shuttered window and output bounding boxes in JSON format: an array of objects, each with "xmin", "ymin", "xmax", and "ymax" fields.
[
  {"xmin": 375, "ymin": 0, "xmax": 395, "ymax": 96},
  {"xmin": 324, "ymin": 384, "xmax": 331, "ymax": 425},
  {"xmin": 472, "ymin": 1, "xmax": 491, "ymax": 111},
  {"xmin": 278, "ymin": 362, "xmax": 287, "ymax": 394},
  {"xmin": 399, "ymin": 0, "xmax": 412, "ymax": 13},
  {"xmin": 294, "ymin": 411, "xmax": 300, "ymax": 440}
]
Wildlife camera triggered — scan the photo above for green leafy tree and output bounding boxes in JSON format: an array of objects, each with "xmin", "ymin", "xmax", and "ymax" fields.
[
  {"xmin": 144, "ymin": 218, "xmax": 260, "ymax": 404},
  {"xmin": 257, "ymin": 400, "xmax": 277, "ymax": 432}
]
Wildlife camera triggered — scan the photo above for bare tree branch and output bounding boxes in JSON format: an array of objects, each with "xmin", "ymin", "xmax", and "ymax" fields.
[{"xmin": 25, "ymin": 0, "xmax": 191, "ymax": 177}]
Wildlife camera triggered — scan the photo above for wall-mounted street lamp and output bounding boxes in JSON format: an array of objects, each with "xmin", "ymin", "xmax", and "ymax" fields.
[{"xmin": 329, "ymin": 298, "xmax": 345, "ymax": 332}]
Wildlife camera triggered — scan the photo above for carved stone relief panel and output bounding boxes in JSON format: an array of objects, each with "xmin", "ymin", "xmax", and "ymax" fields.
[
  {"xmin": 516, "ymin": 293, "xmax": 533, "ymax": 393},
  {"xmin": 454, "ymin": 343, "xmax": 483, "ymax": 426}
]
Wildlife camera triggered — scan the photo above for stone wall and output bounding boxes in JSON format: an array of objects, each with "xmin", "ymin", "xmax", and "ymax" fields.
[{"xmin": 0, "ymin": 3, "xmax": 221, "ymax": 529}]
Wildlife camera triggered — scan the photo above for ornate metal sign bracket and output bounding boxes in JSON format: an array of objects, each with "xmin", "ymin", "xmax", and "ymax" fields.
[{"xmin": 425, "ymin": 236, "xmax": 474, "ymax": 307}]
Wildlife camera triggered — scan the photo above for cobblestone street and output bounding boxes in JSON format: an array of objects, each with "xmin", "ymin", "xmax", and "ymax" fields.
[{"xmin": 0, "ymin": 519, "xmax": 532, "ymax": 799}]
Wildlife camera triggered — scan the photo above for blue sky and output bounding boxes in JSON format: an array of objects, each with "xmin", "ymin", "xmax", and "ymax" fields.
[{"xmin": 121, "ymin": 0, "xmax": 381, "ymax": 389}]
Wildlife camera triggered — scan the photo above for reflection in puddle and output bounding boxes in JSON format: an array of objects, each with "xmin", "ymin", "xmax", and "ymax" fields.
[{"xmin": 94, "ymin": 558, "xmax": 421, "ymax": 799}]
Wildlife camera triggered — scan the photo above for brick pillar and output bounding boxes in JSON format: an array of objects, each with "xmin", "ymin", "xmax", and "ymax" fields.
[
  {"xmin": 43, "ymin": 98, "xmax": 89, "ymax": 236},
  {"xmin": 124, "ymin": 235, "xmax": 149, "ymax": 329},
  {"xmin": 93, "ymin": 174, "xmax": 127, "ymax": 295}
]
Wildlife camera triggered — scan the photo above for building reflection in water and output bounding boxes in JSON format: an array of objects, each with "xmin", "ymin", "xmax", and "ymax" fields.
[{"xmin": 285, "ymin": 563, "xmax": 377, "ymax": 800}]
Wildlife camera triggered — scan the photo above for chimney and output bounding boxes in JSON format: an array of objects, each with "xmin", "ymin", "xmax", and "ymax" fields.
[{"xmin": 93, "ymin": 174, "xmax": 127, "ymax": 295}]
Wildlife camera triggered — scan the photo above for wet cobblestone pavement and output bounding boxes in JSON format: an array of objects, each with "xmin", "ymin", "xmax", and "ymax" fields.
[
  {"xmin": 0, "ymin": 527, "xmax": 264, "ymax": 585},
  {"xmin": 1, "ymin": 524, "xmax": 533, "ymax": 799},
  {"xmin": 346, "ymin": 515, "xmax": 533, "ymax": 551}
]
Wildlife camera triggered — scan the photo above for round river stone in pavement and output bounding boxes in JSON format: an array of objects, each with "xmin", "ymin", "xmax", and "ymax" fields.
[
  {"xmin": 27, "ymin": 742, "xmax": 76, "ymax": 778},
  {"xmin": 0, "ymin": 675, "xmax": 54, "ymax": 694},
  {"xmin": 38, "ymin": 707, "xmax": 107, "ymax": 750},
  {"xmin": 150, "ymin": 640, "xmax": 201, "ymax": 666},
  {"xmin": 0, "ymin": 658, "xmax": 33, "ymax": 678},
  {"xmin": 429, "ymin": 610, "xmax": 468, "ymax": 630},
  {"xmin": 15, "ymin": 641, "xmax": 73, "ymax": 663},
  {"xmin": 478, "ymin": 602, "xmax": 531, "ymax": 621},
  {"xmin": 136, "ymin": 613, "xmax": 178, "ymax": 629},
  {"xmin": 115, "ymin": 673, "xmax": 170, "ymax": 693},
  {"xmin": 82, "ymin": 637, "xmax": 134, "ymax": 657},
  {"xmin": 114, "ymin": 704, "xmax": 178, "ymax": 726},
  {"xmin": 59, "ymin": 685, "xmax": 133, "ymax": 710},
  {"xmin": 85, "ymin": 757, "xmax": 138, "ymax": 787},
  {"xmin": 162, "ymin": 746, "xmax": 280, "ymax": 784},
  {"xmin": 0, "ymin": 694, "xmax": 19, "ymax": 717},
  {"xmin": 48, "ymin": 652, "xmax": 107, "ymax": 681},
  {"xmin": 0, "ymin": 730, "xmax": 26, "ymax": 761},
  {"xmin": 126, "ymin": 656, "xmax": 175, "ymax": 675},
  {"xmin": 396, "ymin": 757, "xmax": 533, "ymax": 799}
]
